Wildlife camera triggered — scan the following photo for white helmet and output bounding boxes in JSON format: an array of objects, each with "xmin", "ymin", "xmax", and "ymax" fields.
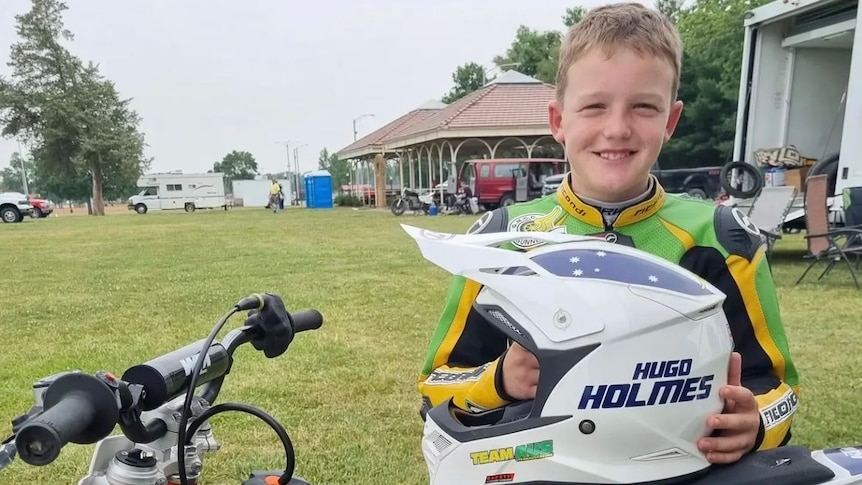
[{"xmin": 402, "ymin": 225, "xmax": 734, "ymax": 485}]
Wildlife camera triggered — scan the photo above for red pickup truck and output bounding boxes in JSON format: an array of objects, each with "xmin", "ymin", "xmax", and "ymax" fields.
[
  {"xmin": 459, "ymin": 158, "xmax": 568, "ymax": 209},
  {"xmin": 27, "ymin": 194, "xmax": 54, "ymax": 218}
]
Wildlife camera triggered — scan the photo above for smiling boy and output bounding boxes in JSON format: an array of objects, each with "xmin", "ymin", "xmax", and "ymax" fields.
[{"xmin": 417, "ymin": 2, "xmax": 799, "ymax": 465}]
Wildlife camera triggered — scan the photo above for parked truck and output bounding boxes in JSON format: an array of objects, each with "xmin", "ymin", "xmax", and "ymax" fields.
[
  {"xmin": 0, "ymin": 191, "xmax": 34, "ymax": 223},
  {"xmin": 732, "ymin": 0, "xmax": 861, "ymax": 226}
]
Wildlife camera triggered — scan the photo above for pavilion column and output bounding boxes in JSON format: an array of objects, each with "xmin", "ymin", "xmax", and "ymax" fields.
[{"xmin": 374, "ymin": 153, "xmax": 387, "ymax": 208}]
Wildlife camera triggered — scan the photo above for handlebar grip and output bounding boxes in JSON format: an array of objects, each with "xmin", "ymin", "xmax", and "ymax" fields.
[
  {"xmin": 291, "ymin": 310, "xmax": 323, "ymax": 333},
  {"xmin": 15, "ymin": 373, "xmax": 119, "ymax": 466}
]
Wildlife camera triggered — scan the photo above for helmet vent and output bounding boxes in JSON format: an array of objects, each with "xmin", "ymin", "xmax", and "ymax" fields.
[
  {"xmin": 487, "ymin": 309, "xmax": 511, "ymax": 326},
  {"xmin": 432, "ymin": 433, "xmax": 453, "ymax": 453}
]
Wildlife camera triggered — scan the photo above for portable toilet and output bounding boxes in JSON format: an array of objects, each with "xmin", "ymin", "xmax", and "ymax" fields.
[{"xmin": 304, "ymin": 170, "xmax": 333, "ymax": 209}]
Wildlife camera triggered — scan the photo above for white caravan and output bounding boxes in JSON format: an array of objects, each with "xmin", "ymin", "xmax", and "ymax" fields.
[
  {"xmin": 128, "ymin": 172, "xmax": 227, "ymax": 214},
  {"xmin": 732, "ymin": 0, "xmax": 861, "ymax": 226}
]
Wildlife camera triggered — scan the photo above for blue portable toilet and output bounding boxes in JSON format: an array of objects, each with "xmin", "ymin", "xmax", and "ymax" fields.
[{"xmin": 304, "ymin": 170, "xmax": 333, "ymax": 209}]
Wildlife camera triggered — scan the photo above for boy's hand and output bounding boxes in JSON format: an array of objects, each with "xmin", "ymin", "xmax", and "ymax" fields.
[
  {"xmin": 697, "ymin": 352, "xmax": 762, "ymax": 464},
  {"xmin": 501, "ymin": 342, "xmax": 540, "ymax": 400}
]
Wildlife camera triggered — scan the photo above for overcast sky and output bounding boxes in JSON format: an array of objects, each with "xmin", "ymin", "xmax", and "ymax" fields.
[{"xmin": 0, "ymin": 0, "xmax": 645, "ymax": 178}]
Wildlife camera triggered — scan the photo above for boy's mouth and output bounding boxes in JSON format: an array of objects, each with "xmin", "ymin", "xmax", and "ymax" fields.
[{"xmin": 595, "ymin": 150, "xmax": 637, "ymax": 160}]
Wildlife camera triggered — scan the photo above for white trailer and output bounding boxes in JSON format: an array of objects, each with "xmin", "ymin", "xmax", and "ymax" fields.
[
  {"xmin": 128, "ymin": 172, "xmax": 227, "ymax": 214},
  {"xmin": 231, "ymin": 179, "xmax": 293, "ymax": 208},
  {"xmin": 732, "ymin": 0, "xmax": 861, "ymax": 225}
]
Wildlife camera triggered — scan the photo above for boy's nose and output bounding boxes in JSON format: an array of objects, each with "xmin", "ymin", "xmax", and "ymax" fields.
[{"xmin": 601, "ymin": 112, "xmax": 633, "ymax": 140}]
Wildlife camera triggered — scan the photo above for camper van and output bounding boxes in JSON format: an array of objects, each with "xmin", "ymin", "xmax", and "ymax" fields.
[
  {"xmin": 128, "ymin": 172, "xmax": 227, "ymax": 214},
  {"xmin": 732, "ymin": 0, "xmax": 861, "ymax": 225}
]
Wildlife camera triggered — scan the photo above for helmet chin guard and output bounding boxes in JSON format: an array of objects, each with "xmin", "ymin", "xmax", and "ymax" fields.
[{"xmin": 403, "ymin": 225, "xmax": 734, "ymax": 485}]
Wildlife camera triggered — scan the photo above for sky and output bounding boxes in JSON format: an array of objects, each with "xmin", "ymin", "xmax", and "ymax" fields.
[{"xmin": 0, "ymin": 0, "xmax": 647, "ymax": 178}]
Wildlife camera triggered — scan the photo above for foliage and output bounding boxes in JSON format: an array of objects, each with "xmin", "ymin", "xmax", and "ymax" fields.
[
  {"xmin": 0, "ymin": 0, "xmax": 149, "ymax": 214},
  {"xmin": 333, "ymin": 193, "xmax": 362, "ymax": 207},
  {"xmin": 441, "ymin": 62, "xmax": 487, "ymax": 104},
  {"xmin": 0, "ymin": 152, "xmax": 36, "ymax": 193},
  {"xmin": 317, "ymin": 147, "xmax": 351, "ymax": 192},
  {"xmin": 213, "ymin": 150, "xmax": 258, "ymax": 193},
  {"xmin": 440, "ymin": 0, "xmax": 773, "ymax": 169},
  {"xmin": 492, "ymin": 26, "xmax": 561, "ymax": 85}
]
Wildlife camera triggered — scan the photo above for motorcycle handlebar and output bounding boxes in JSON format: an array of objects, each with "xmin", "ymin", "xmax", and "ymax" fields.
[
  {"xmin": 15, "ymin": 373, "xmax": 119, "ymax": 466},
  {"xmin": 9, "ymin": 294, "xmax": 323, "ymax": 468},
  {"xmin": 121, "ymin": 339, "xmax": 233, "ymax": 411},
  {"xmin": 290, "ymin": 310, "xmax": 323, "ymax": 333}
]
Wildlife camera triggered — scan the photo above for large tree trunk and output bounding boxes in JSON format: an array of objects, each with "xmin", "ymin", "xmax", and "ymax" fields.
[{"xmin": 91, "ymin": 165, "xmax": 105, "ymax": 216}]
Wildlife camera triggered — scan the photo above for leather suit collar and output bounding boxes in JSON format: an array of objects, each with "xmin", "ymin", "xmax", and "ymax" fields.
[{"xmin": 555, "ymin": 173, "xmax": 666, "ymax": 228}]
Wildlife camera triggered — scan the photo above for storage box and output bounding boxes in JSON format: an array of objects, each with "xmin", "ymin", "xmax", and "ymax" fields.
[{"xmin": 784, "ymin": 166, "xmax": 810, "ymax": 192}]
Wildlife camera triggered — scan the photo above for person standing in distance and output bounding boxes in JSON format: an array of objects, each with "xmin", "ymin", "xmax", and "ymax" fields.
[{"xmin": 416, "ymin": 2, "xmax": 799, "ymax": 466}]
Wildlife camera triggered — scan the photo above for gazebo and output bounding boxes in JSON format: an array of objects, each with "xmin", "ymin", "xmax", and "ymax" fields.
[{"xmin": 335, "ymin": 70, "xmax": 563, "ymax": 207}]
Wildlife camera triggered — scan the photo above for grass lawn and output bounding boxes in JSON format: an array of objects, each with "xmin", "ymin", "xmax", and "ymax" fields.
[{"xmin": 0, "ymin": 206, "xmax": 859, "ymax": 484}]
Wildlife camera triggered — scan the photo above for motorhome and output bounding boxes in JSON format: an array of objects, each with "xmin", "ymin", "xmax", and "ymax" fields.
[
  {"xmin": 128, "ymin": 172, "xmax": 227, "ymax": 214},
  {"xmin": 732, "ymin": 0, "xmax": 861, "ymax": 226}
]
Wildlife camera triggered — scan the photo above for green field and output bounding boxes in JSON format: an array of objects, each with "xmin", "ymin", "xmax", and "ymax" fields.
[{"xmin": 0, "ymin": 207, "xmax": 859, "ymax": 485}]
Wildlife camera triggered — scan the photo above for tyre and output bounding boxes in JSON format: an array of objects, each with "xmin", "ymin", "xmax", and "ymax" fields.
[
  {"xmin": 1, "ymin": 206, "xmax": 20, "ymax": 223},
  {"xmin": 134, "ymin": 204, "xmax": 147, "ymax": 214},
  {"xmin": 184, "ymin": 203, "xmax": 196, "ymax": 213},
  {"xmin": 685, "ymin": 188, "xmax": 708, "ymax": 199},
  {"xmin": 29, "ymin": 207, "xmax": 42, "ymax": 218},
  {"xmin": 391, "ymin": 198, "xmax": 407, "ymax": 216},
  {"xmin": 720, "ymin": 161, "xmax": 764, "ymax": 199},
  {"xmin": 499, "ymin": 193, "xmax": 515, "ymax": 207},
  {"xmin": 805, "ymin": 152, "xmax": 839, "ymax": 196}
]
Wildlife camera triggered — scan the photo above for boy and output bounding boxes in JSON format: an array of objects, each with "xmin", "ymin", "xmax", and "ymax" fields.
[{"xmin": 417, "ymin": 2, "xmax": 798, "ymax": 466}]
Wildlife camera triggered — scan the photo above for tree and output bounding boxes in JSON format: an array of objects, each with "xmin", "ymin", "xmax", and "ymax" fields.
[
  {"xmin": 563, "ymin": 6, "xmax": 587, "ymax": 27},
  {"xmin": 441, "ymin": 62, "xmax": 487, "ymax": 103},
  {"xmin": 658, "ymin": 0, "xmax": 774, "ymax": 168},
  {"xmin": 677, "ymin": 0, "xmax": 771, "ymax": 99},
  {"xmin": 213, "ymin": 150, "xmax": 258, "ymax": 192},
  {"xmin": 74, "ymin": 63, "xmax": 151, "ymax": 213},
  {"xmin": 656, "ymin": 0, "xmax": 685, "ymax": 24},
  {"xmin": 493, "ymin": 26, "xmax": 562, "ymax": 84},
  {"xmin": 318, "ymin": 147, "xmax": 350, "ymax": 191},
  {"xmin": 0, "ymin": 152, "xmax": 37, "ymax": 193},
  {"xmin": 30, "ymin": 143, "xmax": 91, "ymax": 202},
  {"xmin": 0, "ymin": 0, "xmax": 149, "ymax": 215}
]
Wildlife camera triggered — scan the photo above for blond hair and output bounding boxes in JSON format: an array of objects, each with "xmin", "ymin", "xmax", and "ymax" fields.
[{"xmin": 555, "ymin": 2, "xmax": 683, "ymax": 102}]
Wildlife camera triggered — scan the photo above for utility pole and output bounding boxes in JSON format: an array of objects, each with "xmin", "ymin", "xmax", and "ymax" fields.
[
  {"xmin": 16, "ymin": 138, "xmax": 29, "ymax": 194},
  {"xmin": 274, "ymin": 140, "xmax": 293, "ymax": 201},
  {"xmin": 293, "ymin": 143, "xmax": 307, "ymax": 205},
  {"xmin": 274, "ymin": 141, "xmax": 291, "ymax": 173}
]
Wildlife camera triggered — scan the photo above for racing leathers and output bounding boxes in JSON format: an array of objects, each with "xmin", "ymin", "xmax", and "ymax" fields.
[{"xmin": 417, "ymin": 174, "xmax": 799, "ymax": 452}]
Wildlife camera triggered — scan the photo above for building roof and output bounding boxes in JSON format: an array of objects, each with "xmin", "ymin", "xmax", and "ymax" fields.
[
  {"xmin": 336, "ymin": 71, "xmax": 555, "ymax": 159},
  {"xmin": 335, "ymin": 100, "xmax": 446, "ymax": 159}
]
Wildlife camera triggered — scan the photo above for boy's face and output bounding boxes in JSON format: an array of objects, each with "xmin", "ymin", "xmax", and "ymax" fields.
[{"xmin": 548, "ymin": 46, "xmax": 683, "ymax": 202}]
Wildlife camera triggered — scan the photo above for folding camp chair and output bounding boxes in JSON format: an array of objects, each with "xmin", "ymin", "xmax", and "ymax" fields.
[
  {"xmin": 745, "ymin": 186, "xmax": 798, "ymax": 257},
  {"xmin": 795, "ymin": 175, "xmax": 862, "ymax": 289}
]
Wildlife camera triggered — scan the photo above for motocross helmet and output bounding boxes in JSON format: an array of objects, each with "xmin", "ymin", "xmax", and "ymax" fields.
[{"xmin": 402, "ymin": 225, "xmax": 734, "ymax": 485}]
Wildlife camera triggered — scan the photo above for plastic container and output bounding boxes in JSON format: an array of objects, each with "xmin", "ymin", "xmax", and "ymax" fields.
[{"xmin": 765, "ymin": 167, "xmax": 786, "ymax": 187}]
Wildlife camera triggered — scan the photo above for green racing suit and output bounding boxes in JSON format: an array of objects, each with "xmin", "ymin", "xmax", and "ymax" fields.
[{"xmin": 417, "ymin": 174, "xmax": 799, "ymax": 452}]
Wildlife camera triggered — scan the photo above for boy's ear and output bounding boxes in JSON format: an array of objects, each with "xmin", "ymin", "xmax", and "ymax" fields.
[
  {"xmin": 548, "ymin": 100, "xmax": 565, "ymax": 144},
  {"xmin": 663, "ymin": 100, "xmax": 684, "ymax": 143}
]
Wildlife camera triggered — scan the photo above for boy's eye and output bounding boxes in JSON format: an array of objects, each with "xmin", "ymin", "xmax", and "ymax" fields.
[{"xmin": 634, "ymin": 103, "xmax": 659, "ymax": 111}]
